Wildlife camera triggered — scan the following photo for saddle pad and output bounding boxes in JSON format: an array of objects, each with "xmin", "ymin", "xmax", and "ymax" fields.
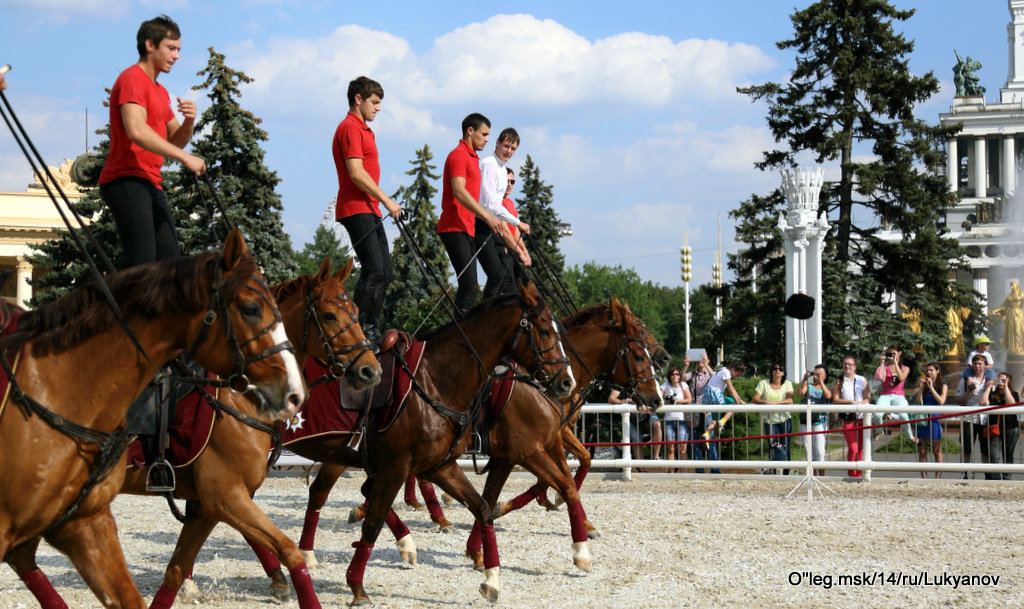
[
  {"xmin": 486, "ymin": 368, "xmax": 517, "ymax": 422},
  {"xmin": 376, "ymin": 338, "xmax": 426, "ymax": 431},
  {"xmin": 282, "ymin": 361, "xmax": 360, "ymax": 444},
  {"xmin": 126, "ymin": 380, "xmax": 218, "ymax": 469}
]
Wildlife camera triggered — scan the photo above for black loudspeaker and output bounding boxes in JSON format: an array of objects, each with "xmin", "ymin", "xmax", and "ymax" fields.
[{"xmin": 784, "ymin": 293, "xmax": 815, "ymax": 320}]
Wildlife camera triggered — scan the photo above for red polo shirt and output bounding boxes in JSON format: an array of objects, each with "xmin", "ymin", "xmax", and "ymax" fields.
[
  {"xmin": 502, "ymin": 197, "xmax": 519, "ymax": 239},
  {"xmin": 437, "ymin": 139, "xmax": 481, "ymax": 236},
  {"xmin": 332, "ymin": 111, "xmax": 381, "ymax": 219},
  {"xmin": 99, "ymin": 64, "xmax": 174, "ymax": 188}
]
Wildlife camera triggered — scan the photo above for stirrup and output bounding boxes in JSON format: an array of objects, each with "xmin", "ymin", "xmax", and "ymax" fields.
[
  {"xmin": 146, "ymin": 458, "xmax": 176, "ymax": 493},
  {"xmin": 347, "ymin": 430, "xmax": 364, "ymax": 451},
  {"xmin": 466, "ymin": 431, "xmax": 483, "ymax": 454}
]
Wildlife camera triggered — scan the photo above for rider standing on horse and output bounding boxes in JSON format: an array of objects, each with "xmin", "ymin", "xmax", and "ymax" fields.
[
  {"xmin": 476, "ymin": 127, "xmax": 530, "ymax": 299},
  {"xmin": 332, "ymin": 76, "xmax": 402, "ymax": 349},
  {"xmin": 437, "ymin": 113, "xmax": 505, "ymax": 315},
  {"xmin": 99, "ymin": 14, "xmax": 206, "ymax": 270}
]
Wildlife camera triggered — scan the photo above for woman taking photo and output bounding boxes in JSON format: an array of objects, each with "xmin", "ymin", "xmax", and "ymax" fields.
[
  {"xmin": 916, "ymin": 362, "xmax": 947, "ymax": 478},
  {"xmin": 753, "ymin": 363, "xmax": 794, "ymax": 474}
]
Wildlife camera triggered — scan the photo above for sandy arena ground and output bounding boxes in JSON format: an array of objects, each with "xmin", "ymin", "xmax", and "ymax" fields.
[{"xmin": 2, "ymin": 472, "xmax": 1023, "ymax": 608}]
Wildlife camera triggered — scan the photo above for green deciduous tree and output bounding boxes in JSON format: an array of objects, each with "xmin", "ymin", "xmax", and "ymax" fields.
[
  {"xmin": 383, "ymin": 145, "xmax": 452, "ymax": 334},
  {"xmin": 292, "ymin": 223, "xmax": 352, "ymax": 276},
  {"xmin": 726, "ymin": 0, "xmax": 979, "ymax": 371},
  {"xmin": 164, "ymin": 47, "xmax": 296, "ymax": 283}
]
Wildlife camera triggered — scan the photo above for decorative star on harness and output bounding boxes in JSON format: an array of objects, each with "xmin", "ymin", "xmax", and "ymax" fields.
[{"xmin": 286, "ymin": 410, "xmax": 305, "ymax": 432}]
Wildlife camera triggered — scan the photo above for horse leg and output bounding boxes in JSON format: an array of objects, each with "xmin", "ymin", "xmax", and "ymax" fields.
[
  {"xmin": 467, "ymin": 458, "xmax": 514, "ymax": 571},
  {"xmin": 301, "ymin": 462, "xmax": 347, "ymax": 568},
  {"xmin": 7, "ymin": 537, "xmax": 69, "ymax": 609},
  {"xmin": 416, "ymin": 478, "xmax": 453, "ymax": 532},
  {"xmin": 562, "ymin": 428, "xmax": 598, "ymax": 537},
  {"xmin": 346, "ymin": 472, "xmax": 406, "ymax": 606},
  {"xmin": 150, "ymin": 515, "xmax": 219, "ymax": 609},
  {"xmin": 497, "ymin": 480, "xmax": 551, "ymax": 517},
  {"xmin": 243, "ymin": 536, "xmax": 291, "ymax": 603},
  {"xmin": 45, "ymin": 508, "xmax": 147, "ymax": 609},
  {"xmin": 340, "ymin": 483, "xmax": 417, "ymax": 563},
  {"xmin": 424, "ymin": 463, "xmax": 501, "ymax": 603},
  {"xmin": 403, "ymin": 475, "xmax": 424, "ymax": 510},
  {"xmin": 532, "ymin": 443, "xmax": 593, "ymax": 571}
]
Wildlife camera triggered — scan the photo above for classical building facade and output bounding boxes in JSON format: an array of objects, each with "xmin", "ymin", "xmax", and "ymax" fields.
[
  {"xmin": 939, "ymin": 0, "xmax": 1024, "ymax": 332},
  {"xmin": 0, "ymin": 159, "xmax": 84, "ymax": 307}
]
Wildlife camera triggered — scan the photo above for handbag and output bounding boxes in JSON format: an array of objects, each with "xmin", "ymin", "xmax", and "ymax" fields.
[{"xmin": 982, "ymin": 423, "xmax": 1001, "ymax": 438}]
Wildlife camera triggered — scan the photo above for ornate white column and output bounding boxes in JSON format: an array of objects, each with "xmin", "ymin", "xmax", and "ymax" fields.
[
  {"xmin": 1003, "ymin": 136, "xmax": 1016, "ymax": 196},
  {"xmin": 947, "ymin": 138, "xmax": 958, "ymax": 193},
  {"xmin": 16, "ymin": 258, "xmax": 32, "ymax": 309},
  {"xmin": 975, "ymin": 137, "xmax": 988, "ymax": 198},
  {"xmin": 973, "ymin": 268, "xmax": 989, "ymax": 316},
  {"xmin": 779, "ymin": 168, "xmax": 828, "ymax": 381}
]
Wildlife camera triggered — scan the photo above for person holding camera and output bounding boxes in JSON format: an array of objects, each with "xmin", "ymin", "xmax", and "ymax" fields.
[
  {"xmin": 984, "ymin": 371, "xmax": 1019, "ymax": 480},
  {"xmin": 660, "ymin": 367, "xmax": 692, "ymax": 470},
  {"xmin": 797, "ymin": 364, "xmax": 831, "ymax": 477},
  {"xmin": 753, "ymin": 363, "xmax": 795, "ymax": 474},
  {"xmin": 874, "ymin": 344, "xmax": 916, "ymax": 444},
  {"xmin": 956, "ymin": 353, "xmax": 996, "ymax": 479},
  {"xmin": 833, "ymin": 355, "xmax": 870, "ymax": 478}
]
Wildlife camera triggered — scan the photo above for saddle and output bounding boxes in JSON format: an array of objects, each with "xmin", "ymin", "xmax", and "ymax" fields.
[{"xmin": 339, "ymin": 328, "xmax": 411, "ymax": 412}]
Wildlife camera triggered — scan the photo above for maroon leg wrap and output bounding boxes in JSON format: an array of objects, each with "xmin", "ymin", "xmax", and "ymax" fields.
[
  {"xmin": 567, "ymin": 501, "xmax": 589, "ymax": 543},
  {"xmin": 403, "ymin": 476, "xmax": 417, "ymax": 504},
  {"xmin": 574, "ymin": 465, "xmax": 590, "ymax": 490},
  {"xmin": 385, "ymin": 508, "xmax": 411, "ymax": 540},
  {"xmin": 289, "ymin": 564, "xmax": 322, "ymax": 609},
  {"xmin": 149, "ymin": 584, "xmax": 178, "ymax": 609},
  {"xmin": 481, "ymin": 524, "xmax": 500, "ymax": 569},
  {"xmin": 345, "ymin": 541, "xmax": 374, "ymax": 587},
  {"xmin": 19, "ymin": 568, "xmax": 68, "ymax": 609},
  {"xmin": 245, "ymin": 535, "xmax": 282, "ymax": 574},
  {"xmin": 467, "ymin": 521, "xmax": 483, "ymax": 554},
  {"xmin": 299, "ymin": 509, "xmax": 320, "ymax": 551}
]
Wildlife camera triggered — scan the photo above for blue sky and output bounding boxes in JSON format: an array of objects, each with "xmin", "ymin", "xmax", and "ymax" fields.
[{"xmin": 0, "ymin": 1, "xmax": 1012, "ymax": 287}]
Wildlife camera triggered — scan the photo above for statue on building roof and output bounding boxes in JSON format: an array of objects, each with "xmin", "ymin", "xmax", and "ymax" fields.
[{"xmin": 954, "ymin": 50, "xmax": 985, "ymax": 97}]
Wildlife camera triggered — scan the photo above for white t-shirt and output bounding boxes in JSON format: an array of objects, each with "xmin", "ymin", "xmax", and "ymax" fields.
[
  {"xmin": 955, "ymin": 376, "xmax": 989, "ymax": 424},
  {"xmin": 707, "ymin": 367, "xmax": 732, "ymax": 393}
]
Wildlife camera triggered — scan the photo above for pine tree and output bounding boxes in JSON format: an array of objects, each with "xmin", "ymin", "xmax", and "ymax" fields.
[
  {"xmin": 164, "ymin": 47, "xmax": 297, "ymax": 283},
  {"xmin": 382, "ymin": 145, "xmax": 452, "ymax": 334},
  {"xmin": 26, "ymin": 126, "xmax": 121, "ymax": 306},
  {"xmin": 516, "ymin": 155, "xmax": 567, "ymax": 292},
  {"xmin": 726, "ymin": 0, "xmax": 979, "ymax": 369},
  {"xmin": 292, "ymin": 223, "xmax": 352, "ymax": 276}
]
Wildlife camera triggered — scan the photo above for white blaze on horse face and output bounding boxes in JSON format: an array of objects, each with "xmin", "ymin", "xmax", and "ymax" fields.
[
  {"xmin": 271, "ymin": 321, "xmax": 305, "ymax": 417},
  {"xmin": 553, "ymin": 319, "xmax": 576, "ymax": 389}
]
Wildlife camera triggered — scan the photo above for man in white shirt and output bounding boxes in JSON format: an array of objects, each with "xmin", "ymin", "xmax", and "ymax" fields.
[{"xmin": 476, "ymin": 127, "xmax": 530, "ymax": 298}]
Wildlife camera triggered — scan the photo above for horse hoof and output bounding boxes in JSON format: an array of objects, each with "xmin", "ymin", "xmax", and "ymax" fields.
[
  {"xmin": 349, "ymin": 594, "xmax": 371, "ymax": 607},
  {"xmin": 441, "ymin": 493, "xmax": 453, "ymax": 507},
  {"xmin": 437, "ymin": 518, "xmax": 454, "ymax": 533},
  {"xmin": 480, "ymin": 583, "xmax": 499, "ymax": 603},
  {"xmin": 270, "ymin": 581, "xmax": 291, "ymax": 603},
  {"xmin": 465, "ymin": 549, "xmax": 485, "ymax": 571},
  {"xmin": 574, "ymin": 557, "xmax": 592, "ymax": 572},
  {"xmin": 541, "ymin": 500, "xmax": 560, "ymax": 512},
  {"xmin": 553, "ymin": 495, "xmax": 565, "ymax": 508},
  {"xmin": 400, "ymin": 549, "xmax": 418, "ymax": 566},
  {"xmin": 348, "ymin": 505, "xmax": 366, "ymax": 524},
  {"xmin": 406, "ymin": 500, "xmax": 424, "ymax": 510},
  {"xmin": 587, "ymin": 528, "xmax": 601, "ymax": 540},
  {"xmin": 180, "ymin": 578, "xmax": 201, "ymax": 602},
  {"xmin": 302, "ymin": 549, "xmax": 320, "ymax": 569}
]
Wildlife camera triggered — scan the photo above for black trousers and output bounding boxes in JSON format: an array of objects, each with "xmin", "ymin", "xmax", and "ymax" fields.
[
  {"xmin": 100, "ymin": 176, "xmax": 181, "ymax": 269},
  {"xmin": 475, "ymin": 218, "xmax": 516, "ymax": 299},
  {"xmin": 440, "ymin": 230, "xmax": 478, "ymax": 314},
  {"xmin": 339, "ymin": 213, "xmax": 392, "ymax": 329}
]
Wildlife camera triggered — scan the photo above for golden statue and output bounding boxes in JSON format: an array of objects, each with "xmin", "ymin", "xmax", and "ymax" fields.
[
  {"xmin": 945, "ymin": 303, "xmax": 971, "ymax": 357},
  {"xmin": 900, "ymin": 303, "xmax": 924, "ymax": 353},
  {"xmin": 989, "ymin": 281, "xmax": 1024, "ymax": 354}
]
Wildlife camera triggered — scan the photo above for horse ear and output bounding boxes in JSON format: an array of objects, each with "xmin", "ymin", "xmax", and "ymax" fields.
[
  {"xmin": 335, "ymin": 258, "xmax": 355, "ymax": 283},
  {"xmin": 518, "ymin": 280, "xmax": 539, "ymax": 307},
  {"xmin": 314, "ymin": 257, "xmax": 331, "ymax": 283},
  {"xmin": 222, "ymin": 228, "xmax": 249, "ymax": 270}
]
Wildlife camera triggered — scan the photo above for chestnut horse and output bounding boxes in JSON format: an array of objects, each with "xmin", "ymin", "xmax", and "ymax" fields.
[
  {"xmin": 341, "ymin": 298, "xmax": 662, "ymax": 568},
  {"xmin": 0, "ymin": 229, "xmax": 304, "ymax": 609},
  {"xmin": 285, "ymin": 281, "xmax": 575, "ymax": 605}
]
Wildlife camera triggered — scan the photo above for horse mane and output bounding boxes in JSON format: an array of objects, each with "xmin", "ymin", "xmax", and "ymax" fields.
[
  {"xmin": 3, "ymin": 250, "xmax": 256, "ymax": 357},
  {"xmin": 562, "ymin": 303, "xmax": 611, "ymax": 329},
  {"xmin": 418, "ymin": 292, "xmax": 523, "ymax": 342},
  {"xmin": 270, "ymin": 273, "xmax": 307, "ymax": 304}
]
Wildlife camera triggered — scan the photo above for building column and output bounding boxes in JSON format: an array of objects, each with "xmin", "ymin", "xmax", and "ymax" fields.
[
  {"xmin": 16, "ymin": 258, "xmax": 32, "ymax": 309},
  {"xmin": 947, "ymin": 138, "xmax": 958, "ymax": 192},
  {"xmin": 975, "ymin": 137, "xmax": 988, "ymax": 198},
  {"xmin": 974, "ymin": 268, "xmax": 989, "ymax": 316},
  {"xmin": 1003, "ymin": 135, "xmax": 1016, "ymax": 195}
]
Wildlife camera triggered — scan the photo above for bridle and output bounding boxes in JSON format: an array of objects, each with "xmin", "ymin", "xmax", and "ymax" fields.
[
  {"xmin": 604, "ymin": 312, "xmax": 658, "ymax": 404},
  {"xmin": 298, "ymin": 281, "xmax": 371, "ymax": 388},
  {"xmin": 182, "ymin": 268, "xmax": 294, "ymax": 399},
  {"xmin": 507, "ymin": 300, "xmax": 573, "ymax": 390}
]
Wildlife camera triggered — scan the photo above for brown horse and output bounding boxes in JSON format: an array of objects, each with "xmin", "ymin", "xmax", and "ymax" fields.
[
  {"xmin": 343, "ymin": 298, "xmax": 662, "ymax": 564},
  {"xmin": 0, "ymin": 229, "xmax": 304, "ymax": 609},
  {"xmin": 286, "ymin": 281, "xmax": 575, "ymax": 605}
]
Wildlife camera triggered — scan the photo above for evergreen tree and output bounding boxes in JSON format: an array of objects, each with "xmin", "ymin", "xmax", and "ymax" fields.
[
  {"xmin": 382, "ymin": 145, "xmax": 452, "ymax": 334},
  {"xmin": 726, "ymin": 0, "xmax": 979, "ymax": 369},
  {"xmin": 27, "ymin": 126, "xmax": 121, "ymax": 306},
  {"xmin": 164, "ymin": 47, "xmax": 297, "ymax": 283},
  {"xmin": 292, "ymin": 223, "xmax": 352, "ymax": 276},
  {"xmin": 516, "ymin": 155, "xmax": 567, "ymax": 291}
]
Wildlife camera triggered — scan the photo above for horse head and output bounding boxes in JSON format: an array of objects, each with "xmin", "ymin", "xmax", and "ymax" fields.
[
  {"xmin": 508, "ymin": 281, "xmax": 576, "ymax": 399},
  {"xmin": 608, "ymin": 297, "xmax": 663, "ymax": 407},
  {"xmin": 620, "ymin": 300, "xmax": 671, "ymax": 371},
  {"xmin": 276, "ymin": 257, "xmax": 382, "ymax": 390},
  {"xmin": 186, "ymin": 228, "xmax": 305, "ymax": 422}
]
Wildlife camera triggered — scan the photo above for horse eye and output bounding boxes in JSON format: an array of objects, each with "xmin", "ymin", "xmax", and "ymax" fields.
[
  {"xmin": 240, "ymin": 301, "xmax": 261, "ymax": 319},
  {"xmin": 322, "ymin": 311, "xmax": 338, "ymax": 322}
]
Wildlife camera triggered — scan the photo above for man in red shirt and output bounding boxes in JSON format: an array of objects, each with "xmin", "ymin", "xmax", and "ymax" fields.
[
  {"xmin": 99, "ymin": 15, "xmax": 206, "ymax": 269},
  {"xmin": 437, "ymin": 113, "xmax": 504, "ymax": 314},
  {"xmin": 332, "ymin": 76, "xmax": 402, "ymax": 346}
]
